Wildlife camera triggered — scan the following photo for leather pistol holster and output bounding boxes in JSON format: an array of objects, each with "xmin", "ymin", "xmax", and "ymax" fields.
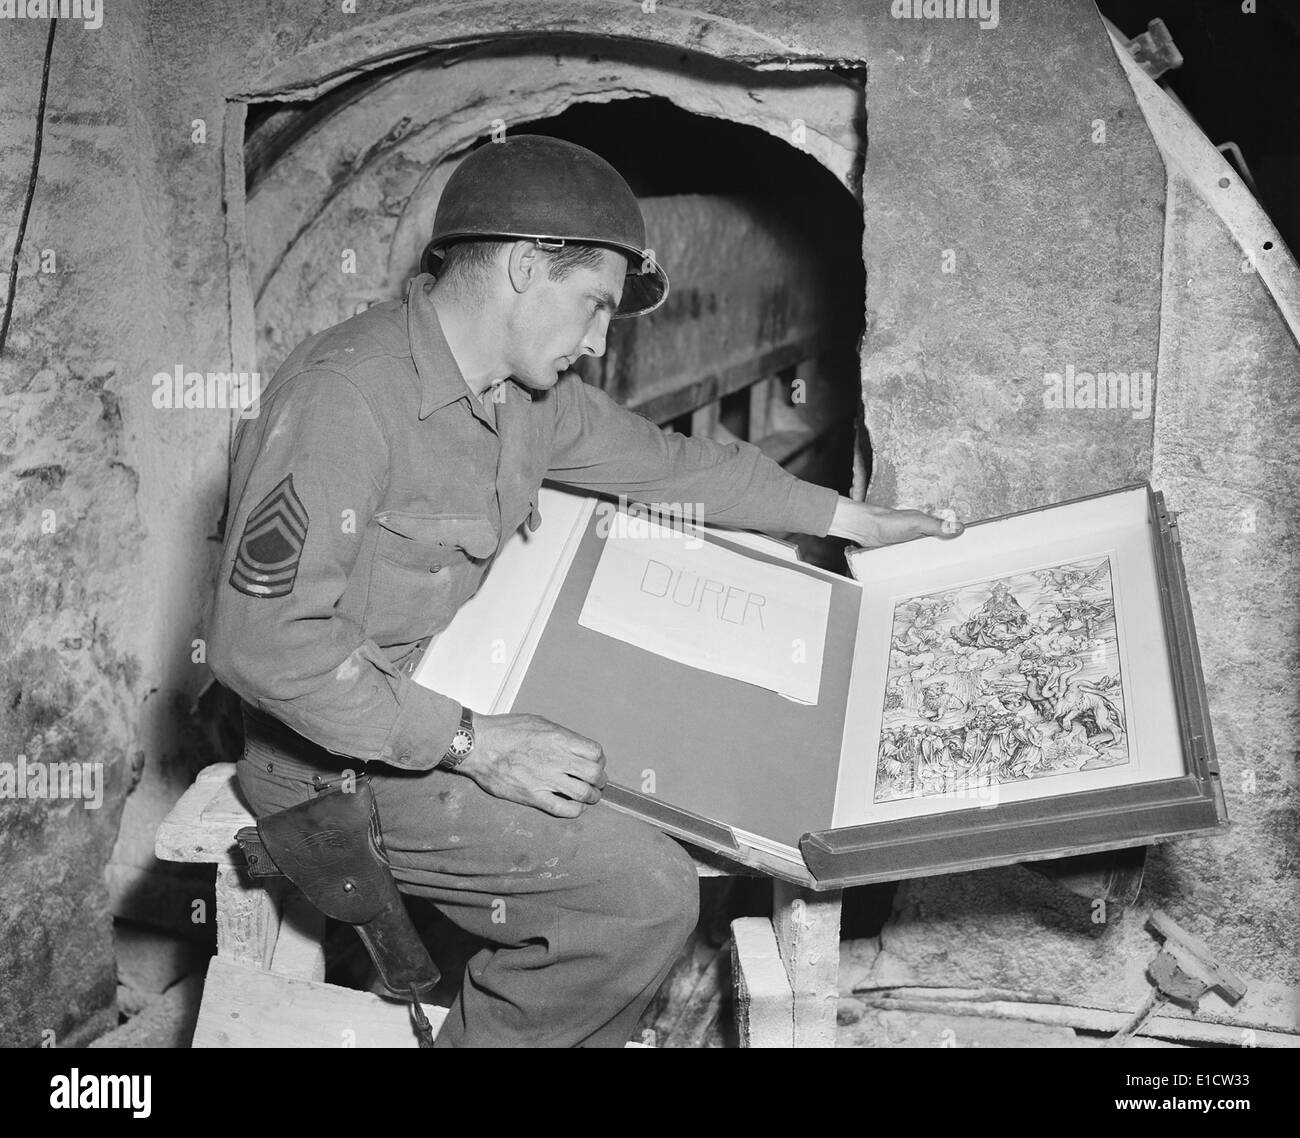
[{"xmin": 235, "ymin": 776, "xmax": 440, "ymax": 1000}]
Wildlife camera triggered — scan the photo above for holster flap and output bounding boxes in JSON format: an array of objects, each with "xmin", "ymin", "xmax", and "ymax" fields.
[{"xmin": 255, "ymin": 778, "xmax": 396, "ymax": 925}]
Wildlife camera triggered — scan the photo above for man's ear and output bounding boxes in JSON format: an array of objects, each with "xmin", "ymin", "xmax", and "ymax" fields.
[{"xmin": 506, "ymin": 240, "xmax": 541, "ymax": 298}]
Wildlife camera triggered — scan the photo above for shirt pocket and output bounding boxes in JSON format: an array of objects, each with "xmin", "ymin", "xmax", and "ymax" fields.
[
  {"xmin": 365, "ymin": 511, "xmax": 499, "ymax": 645},
  {"xmin": 373, "ymin": 511, "xmax": 499, "ymax": 567}
]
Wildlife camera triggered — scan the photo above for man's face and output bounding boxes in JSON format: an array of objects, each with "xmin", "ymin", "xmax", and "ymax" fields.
[{"xmin": 503, "ymin": 245, "xmax": 627, "ymax": 390}]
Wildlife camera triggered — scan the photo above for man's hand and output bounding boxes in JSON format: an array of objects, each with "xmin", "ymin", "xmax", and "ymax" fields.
[
  {"xmin": 826, "ymin": 496, "xmax": 964, "ymax": 549},
  {"xmin": 456, "ymin": 712, "xmax": 607, "ymax": 819}
]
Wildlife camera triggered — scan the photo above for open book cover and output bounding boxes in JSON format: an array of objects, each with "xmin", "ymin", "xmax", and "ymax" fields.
[{"xmin": 413, "ymin": 482, "xmax": 1225, "ymax": 889}]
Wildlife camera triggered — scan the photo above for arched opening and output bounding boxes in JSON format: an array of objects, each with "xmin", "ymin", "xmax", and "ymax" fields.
[{"xmin": 240, "ymin": 35, "xmax": 867, "ymax": 565}]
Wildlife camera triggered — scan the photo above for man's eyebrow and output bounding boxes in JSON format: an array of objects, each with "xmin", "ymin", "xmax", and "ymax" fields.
[{"xmin": 589, "ymin": 288, "xmax": 618, "ymax": 310}]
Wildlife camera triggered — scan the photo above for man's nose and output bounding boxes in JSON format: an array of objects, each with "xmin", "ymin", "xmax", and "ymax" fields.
[{"xmin": 580, "ymin": 315, "xmax": 611, "ymax": 357}]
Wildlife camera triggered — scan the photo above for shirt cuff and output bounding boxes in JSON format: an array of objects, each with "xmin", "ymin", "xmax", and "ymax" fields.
[
  {"xmin": 380, "ymin": 674, "xmax": 462, "ymax": 771},
  {"xmin": 787, "ymin": 481, "xmax": 841, "ymax": 538}
]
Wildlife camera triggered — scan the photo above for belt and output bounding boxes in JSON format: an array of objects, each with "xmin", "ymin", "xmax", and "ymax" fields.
[{"xmin": 241, "ymin": 703, "xmax": 359, "ymax": 778}]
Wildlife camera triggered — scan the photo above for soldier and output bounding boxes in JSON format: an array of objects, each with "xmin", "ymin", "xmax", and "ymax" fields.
[{"xmin": 207, "ymin": 135, "xmax": 959, "ymax": 1046}]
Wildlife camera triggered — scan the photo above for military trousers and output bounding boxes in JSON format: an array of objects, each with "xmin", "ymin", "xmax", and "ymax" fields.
[{"xmin": 236, "ymin": 705, "xmax": 700, "ymax": 1047}]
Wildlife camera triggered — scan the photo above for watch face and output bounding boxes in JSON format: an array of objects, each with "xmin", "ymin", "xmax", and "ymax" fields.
[{"xmin": 450, "ymin": 729, "xmax": 473, "ymax": 757}]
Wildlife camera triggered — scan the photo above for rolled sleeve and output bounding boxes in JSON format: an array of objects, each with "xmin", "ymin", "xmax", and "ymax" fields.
[{"xmin": 545, "ymin": 373, "xmax": 840, "ymax": 536}]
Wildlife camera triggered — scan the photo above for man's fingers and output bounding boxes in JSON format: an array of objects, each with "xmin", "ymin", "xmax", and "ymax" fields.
[
  {"xmin": 899, "ymin": 508, "xmax": 964, "ymax": 540},
  {"xmin": 906, "ymin": 510, "xmax": 948, "ymax": 538},
  {"xmin": 532, "ymin": 790, "xmax": 584, "ymax": 819},
  {"xmin": 565, "ymin": 754, "xmax": 606, "ymax": 789},
  {"xmin": 561, "ymin": 774, "xmax": 602, "ymax": 805},
  {"xmin": 861, "ymin": 504, "xmax": 963, "ymax": 547},
  {"xmin": 933, "ymin": 507, "xmax": 965, "ymax": 537},
  {"xmin": 564, "ymin": 732, "xmax": 605, "ymax": 764}
]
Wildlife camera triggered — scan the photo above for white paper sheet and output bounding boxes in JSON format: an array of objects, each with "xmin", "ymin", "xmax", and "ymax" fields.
[{"xmin": 577, "ymin": 519, "xmax": 831, "ymax": 704}]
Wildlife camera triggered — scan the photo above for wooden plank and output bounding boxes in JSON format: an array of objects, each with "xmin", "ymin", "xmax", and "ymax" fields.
[
  {"xmin": 155, "ymin": 762, "xmax": 249, "ymax": 865},
  {"xmin": 771, "ymin": 880, "xmax": 842, "ymax": 1048},
  {"xmin": 215, "ymin": 865, "xmax": 280, "ymax": 970},
  {"xmin": 194, "ymin": 957, "xmax": 447, "ymax": 1048},
  {"xmin": 195, "ymin": 958, "xmax": 654, "ymax": 1047},
  {"xmin": 630, "ymin": 338, "xmax": 820, "ymax": 426},
  {"xmin": 731, "ymin": 917, "xmax": 794, "ymax": 1048}
]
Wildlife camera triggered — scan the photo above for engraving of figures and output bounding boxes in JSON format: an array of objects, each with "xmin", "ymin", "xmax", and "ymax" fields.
[{"xmin": 875, "ymin": 555, "xmax": 1129, "ymax": 803}]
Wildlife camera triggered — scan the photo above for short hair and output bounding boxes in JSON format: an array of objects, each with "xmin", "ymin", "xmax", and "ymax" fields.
[{"xmin": 436, "ymin": 238, "xmax": 616, "ymax": 295}]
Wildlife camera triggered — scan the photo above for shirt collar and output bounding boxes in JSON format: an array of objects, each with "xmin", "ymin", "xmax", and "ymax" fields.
[
  {"xmin": 405, "ymin": 273, "xmax": 532, "ymax": 421},
  {"xmin": 405, "ymin": 273, "xmax": 474, "ymax": 421}
]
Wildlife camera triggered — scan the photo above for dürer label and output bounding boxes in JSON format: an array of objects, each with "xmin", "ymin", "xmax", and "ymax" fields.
[{"xmin": 638, "ymin": 559, "xmax": 767, "ymax": 629}]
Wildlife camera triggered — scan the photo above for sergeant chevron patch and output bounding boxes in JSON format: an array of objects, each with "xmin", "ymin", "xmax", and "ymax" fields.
[{"xmin": 229, "ymin": 474, "xmax": 309, "ymax": 599}]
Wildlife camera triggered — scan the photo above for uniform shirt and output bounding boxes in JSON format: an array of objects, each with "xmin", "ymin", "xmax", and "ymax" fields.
[{"xmin": 207, "ymin": 274, "xmax": 840, "ymax": 771}]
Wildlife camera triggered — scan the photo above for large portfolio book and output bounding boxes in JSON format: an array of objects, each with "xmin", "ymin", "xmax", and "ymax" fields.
[{"xmin": 413, "ymin": 482, "xmax": 1225, "ymax": 889}]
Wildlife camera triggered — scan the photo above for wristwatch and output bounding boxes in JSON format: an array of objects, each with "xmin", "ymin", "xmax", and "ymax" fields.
[{"xmin": 438, "ymin": 707, "xmax": 475, "ymax": 771}]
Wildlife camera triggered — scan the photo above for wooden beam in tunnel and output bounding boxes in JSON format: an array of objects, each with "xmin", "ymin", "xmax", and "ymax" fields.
[{"xmin": 629, "ymin": 336, "xmax": 824, "ymax": 425}]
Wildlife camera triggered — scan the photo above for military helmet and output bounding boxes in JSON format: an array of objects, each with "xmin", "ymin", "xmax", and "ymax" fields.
[{"xmin": 421, "ymin": 135, "xmax": 668, "ymax": 318}]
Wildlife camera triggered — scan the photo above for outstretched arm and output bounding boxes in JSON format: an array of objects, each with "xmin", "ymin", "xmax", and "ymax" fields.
[{"xmin": 545, "ymin": 372, "xmax": 964, "ymax": 543}]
